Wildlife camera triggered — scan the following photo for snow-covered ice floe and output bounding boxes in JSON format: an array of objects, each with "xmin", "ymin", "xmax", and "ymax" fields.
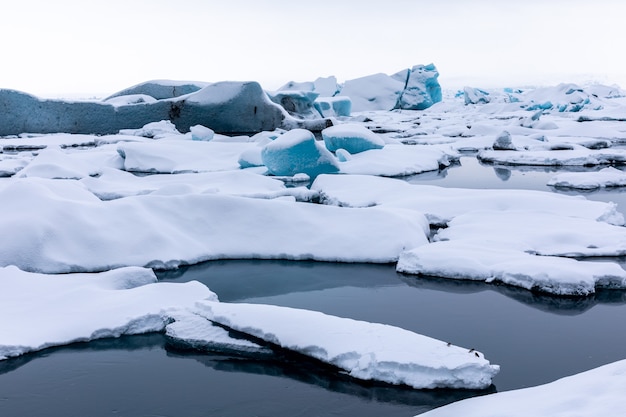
[
  {"xmin": 0, "ymin": 265, "xmax": 216, "ymax": 360},
  {"xmin": 313, "ymin": 174, "xmax": 626, "ymax": 295},
  {"xmin": 166, "ymin": 300, "xmax": 499, "ymax": 390},
  {"xmin": 548, "ymin": 166, "xmax": 626, "ymax": 190},
  {"xmin": 0, "ymin": 178, "xmax": 428, "ymax": 273},
  {"xmin": 419, "ymin": 359, "xmax": 626, "ymax": 417}
]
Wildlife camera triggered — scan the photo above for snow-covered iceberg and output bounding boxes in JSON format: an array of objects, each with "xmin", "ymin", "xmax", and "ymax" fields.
[
  {"xmin": 548, "ymin": 167, "xmax": 626, "ymax": 190},
  {"xmin": 175, "ymin": 300, "xmax": 500, "ymax": 390}
]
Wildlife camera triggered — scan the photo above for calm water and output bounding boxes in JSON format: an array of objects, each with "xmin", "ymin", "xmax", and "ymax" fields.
[{"xmin": 2, "ymin": 157, "xmax": 626, "ymax": 417}]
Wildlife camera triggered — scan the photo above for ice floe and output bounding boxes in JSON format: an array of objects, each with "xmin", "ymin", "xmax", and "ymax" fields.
[
  {"xmin": 174, "ymin": 300, "xmax": 500, "ymax": 389},
  {"xmin": 548, "ymin": 166, "xmax": 626, "ymax": 190},
  {"xmin": 419, "ymin": 359, "xmax": 626, "ymax": 417},
  {"xmin": 0, "ymin": 265, "xmax": 216, "ymax": 360}
]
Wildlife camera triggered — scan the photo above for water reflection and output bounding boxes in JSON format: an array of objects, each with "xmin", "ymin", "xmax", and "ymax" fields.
[{"xmin": 398, "ymin": 274, "xmax": 626, "ymax": 316}]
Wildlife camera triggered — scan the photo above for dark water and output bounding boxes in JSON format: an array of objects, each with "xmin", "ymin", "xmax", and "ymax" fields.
[{"xmin": 2, "ymin": 158, "xmax": 626, "ymax": 417}]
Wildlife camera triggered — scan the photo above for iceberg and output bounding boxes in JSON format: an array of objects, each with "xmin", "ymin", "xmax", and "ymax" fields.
[
  {"xmin": 394, "ymin": 64, "xmax": 442, "ymax": 110},
  {"xmin": 419, "ymin": 359, "xmax": 626, "ymax": 417},
  {"xmin": 463, "ymin": 87, "xmax": 490, "ymax": 105},
  {"xmin": 261, "ymin": 129, "xmax": 340, "ymax": 177},
  {"xmin": 0, "ymin": 265, "xmax": 216, "ymax": 360},
  {"xmin": 183, "ymin": 300, "xmax": 500, "ymax": 389},
  {"xmin": 322, "ymin": 124, "xmax": 385, "ymax": 154}
]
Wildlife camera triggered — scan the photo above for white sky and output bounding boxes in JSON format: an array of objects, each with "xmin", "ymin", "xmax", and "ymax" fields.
[{"xmin": 2, "ymin": 0, "xmax": 625, "ymax": 97}]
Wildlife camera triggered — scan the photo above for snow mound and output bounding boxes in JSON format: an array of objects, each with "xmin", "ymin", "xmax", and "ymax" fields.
[
  {"xmin": 419, "ymin": 359, "xmax": 626, "ymax": 417},
  {"xmin": 192, "ymin": 300, "xmax": 500, "ymax": 389},
  {"xmin": 261, "ymin": 129, "xmax": 340, "ymax": 177},
  {"xmin": 0, "ymin": 265, "xmax": 216, "ymax": 360}
]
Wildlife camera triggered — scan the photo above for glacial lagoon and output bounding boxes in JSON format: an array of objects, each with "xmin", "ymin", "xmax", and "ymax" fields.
[{"xmin": 1, "ymin": 157, "xmax": 626, "ymax": 417}]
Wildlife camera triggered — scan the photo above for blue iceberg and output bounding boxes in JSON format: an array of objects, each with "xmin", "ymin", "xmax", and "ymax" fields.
[
  {"xmin": 322, "ymin": 124, "xmax": 385, "ymax": 154},
  {"xmin": 261, "ymin": 129, "xmax": 340, "ymax": 177}
]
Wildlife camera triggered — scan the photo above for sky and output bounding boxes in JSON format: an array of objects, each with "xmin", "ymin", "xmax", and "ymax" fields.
[{"xmin": 2, "ymin": 0, "xmax": 625, "ymax": 98}]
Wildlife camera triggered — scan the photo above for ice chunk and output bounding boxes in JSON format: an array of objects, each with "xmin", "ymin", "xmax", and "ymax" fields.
[
  {"xmin": 0, "ymin": 155, "xmax": 30, "ymax": 177},
  {"xmin": 194, "ymin": 300, "xmax": 500, "ymax": 389},
  {"xmin": 119, "ymin": 120, "xmax": 181, "ymax": 139},
  {"xmin": 338, "ymin": 145, "xmax": 456, "ymax": 177},
  {"xmin": 419, "ymin": 359, "xmax": 626, "ymax": 417},
  {"xmin": 261, "ymin": 129, "xmax": 340, "ymax": 177},
  {"xmin": 492, "ymin": 130, "xmax": 516, "ymax": 150},
  {"xmin": 395, "ymin": 64, "xmax": 442, "ymax": 110},
  {"xmin": 548, "ymin": 167, "xmax": 626, "ymax": 190},
  {"xmin": 463, "ymin": 87, "xmax": 490, "ymax": 105},
  {"xmin": 117, "ymin": 140, "xmax": 257, "ymax": 173},
  {"xmin": 15, "ymin": 147, "xmax": 98, "ymax": 179},
  {"xmin": 0, "ymin": 265, "xmax": 216, "ymax": 360},
  {"xmin": 397, "ymin": 241, "xmax": 626, "ymax": 296},
  {"xmin": 322, "ymin": 124, "xmax": 384, "ymax": 154},
  {"xmin": 268, "ymin": 90, "xmax": 321, "ymax": 119},
  {"xmin": 314, "ymin": 96, "xmax": 352, "ymax": 117},
  {"xmin": 165, "ymin": 310, "xmax": 270, "ymax": 355},
  {"xmin": 190, "ymin": 124, "xmax": 215, "ymax": 141}
]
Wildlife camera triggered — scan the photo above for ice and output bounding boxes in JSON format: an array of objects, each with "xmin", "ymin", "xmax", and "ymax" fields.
[
  {"xmin": 189, "ymin": 124, "xmax": 215, "ymax": 141},
  {"xmin": 340, "ymin": 73, "xmax": 406, "ymax": 112},
  {"xmin": 314, "ymin": 96, "xmax": 352, "ymax": 117},
  {"xmin": 463, "ymin": 87, "xmax": 490, "ymax": 105},
  {"xmin": 398, "ymin": 240, "xmax": 626, "ymax": 296},
  {"xmin": 321, "ymin": 123, "xmax": 385, "ymax": 153},
  {"xmin": 0, "ymin": 265, "xmax": 216, "ymax": 360},
  {"xmin": 478, "ymin": 147, "xmax": 626, "ymax": 166},
  {"xmin": 548, "ymin": 167, "xmax": 626, "ymax": 190},
  {"xmin": 337, "ymin": 145, "xmax": 457, "ymax": 177},
  {"xmin": 104, "ymin": 79, "xmax": 210, "ymax": 100},
  {"xmin": 80, "ymin": 168, "xmax": 304, "ymax": 200},
  {"xmin": 117, "ymin": 140, "xmax": 257, "ymax": 173},
  {"xmin": 0, "ymin": 155, "xmax": 30, "ymax": 177},
  {"xmin": 268, "ymin": 90, "xmax": 321, "ymax": 119},
  {"xmin": 0, "ymin": 178, "xmax": 428, "ymax": 273},
  {"xmin": 419, "ymin": 359, "xmax": 626, "ymax": 417},
  {"xmin": 492, "ymin": 130, "xmax": 516, "ymax": 150},
  {"xmin": 185, "ymin": 300, "xmax": 499, "ymax": 389},
  {"xmin": 119, "ymin": 120, "xmax": 181, "ymax": 139},
  {"xmin": 261, "ymin": 128, "xmax": 340, "ymax": 177},
  {"xmin": 311, "ymin": 174, "xmax": 623, "ymax": 226},
  {"xmin": 395, "ymin": 64, "xmax": 442, "ymax": 110},
  {"xmin": 102, "ymin": 94, "xmax": 157, "ymax": 106}
]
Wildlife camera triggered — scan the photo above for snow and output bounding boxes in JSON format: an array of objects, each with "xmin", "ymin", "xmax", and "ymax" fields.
[
  {"xmin": 0, "ymin": 265, "xmax": 216, "ymax": 360},
  {"xmin": 186, "ymin": 300, "xmax": 499, "ymax": 389},
  {"xmin": 261, "ymin": 128, "xmax": 340, "ymax": 177},
  {"xmin": 419, "ymin": 359, "xmax": 626, "ymax": 417}
]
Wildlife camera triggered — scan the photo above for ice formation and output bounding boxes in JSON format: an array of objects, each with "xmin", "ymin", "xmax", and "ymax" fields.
[
  {"xmin": 321, "ymin": 123, "xmax": 385, "ymax": 153},
  {"xmin": 0, "ymin": 265, "xmax": 216, "ymax": 360},
  {"xmin": 548, "ymin": 167, "xmax": 626, "ymax": 190},
  {"xmin": 261, "ymin": 128, "xmax": 340, "ymax": 177},
  {"xmin": 183, "ymin": 300, "xmax": 500, "ymax": 389}
]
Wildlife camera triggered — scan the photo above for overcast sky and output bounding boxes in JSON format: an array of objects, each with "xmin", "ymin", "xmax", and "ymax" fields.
[{"xmin": 3, "ymin": 0, "xmax": 625, "ymax": 97}]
